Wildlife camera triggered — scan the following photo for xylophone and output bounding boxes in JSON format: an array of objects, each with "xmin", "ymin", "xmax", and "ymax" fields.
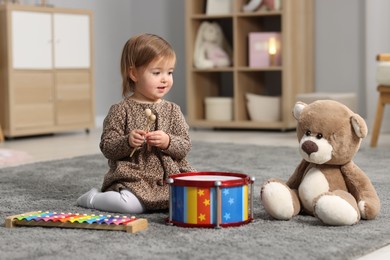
[{"xmin": 5, "ymin": 211, "xmax": 148, "ymax": 233}]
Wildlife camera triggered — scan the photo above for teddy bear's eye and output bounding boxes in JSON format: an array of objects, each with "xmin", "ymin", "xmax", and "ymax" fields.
[
  {"xmin": 305, "ymin": 130, "xmax": 311, "ymax": 136},
  {"xmin": 316, "ymin": 133, "xmax": 323, "ymax": 139}
]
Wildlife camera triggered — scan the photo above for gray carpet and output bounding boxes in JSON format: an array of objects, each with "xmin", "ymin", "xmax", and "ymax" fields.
[{"xmin": 0, "ymin": 142, "xmax": 389, "ymax": 260}]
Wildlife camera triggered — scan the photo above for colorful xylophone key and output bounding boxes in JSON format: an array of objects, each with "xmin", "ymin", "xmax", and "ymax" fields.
[{"xmin": 5, "ymin": 211, "xmax": 148, "ymax": 233}]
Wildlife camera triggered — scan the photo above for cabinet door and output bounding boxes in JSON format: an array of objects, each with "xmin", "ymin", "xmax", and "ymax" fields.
[
  {"xmin": 55, "ymin": 71, "xmax": 93, "ymax": 125},
  {"xmin": 11, "ymin": 11, "xmax": 53, "ymax": 69},
  {"xmin": 12, "ymin": 72, "xmax": 55, "ymax": 129},
  {"xmin": 53, "ymin": 13, "xmax": 90, "ymax": 68}
]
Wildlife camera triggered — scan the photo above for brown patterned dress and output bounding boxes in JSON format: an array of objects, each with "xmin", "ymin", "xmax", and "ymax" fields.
[{"xmin": 99, "ymin": 98, "xmax": 196, "ymax": 211}]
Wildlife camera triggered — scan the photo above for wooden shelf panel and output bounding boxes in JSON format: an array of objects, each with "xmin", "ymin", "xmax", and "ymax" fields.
[
  {"xmin": 185, "ymin": 0, "xmax": 314, "ymax": 130},
  {"xmin": 189, "ymin": 119, "xmax": 295, "ymax": 130},
  {"xmin": 237, "ymin": 67, "xmax": 282, "ymax": 71}
]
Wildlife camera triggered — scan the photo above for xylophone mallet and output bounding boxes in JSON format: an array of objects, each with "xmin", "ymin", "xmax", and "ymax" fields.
[{"xmin": 130, "ymin": 109, "xmax": 156, "ymax": 157}]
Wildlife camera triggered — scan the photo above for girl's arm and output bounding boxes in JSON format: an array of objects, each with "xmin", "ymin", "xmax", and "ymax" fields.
[
  {"xmin": 99, "ymin": 103, "xmax": 133, "ymax": 160},
  {"xmin": 161, "ymin": 104, "xmax": 192, "ymax": 160}
]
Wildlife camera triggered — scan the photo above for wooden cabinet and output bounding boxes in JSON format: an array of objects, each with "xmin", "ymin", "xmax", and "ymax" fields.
[
  {"xmin": 185, "ymin": 0, "xmax": 314, "ymax": 130},
  {"xmin": 0, "ymin": 4, "xmax": 95, "ymax": 137}
]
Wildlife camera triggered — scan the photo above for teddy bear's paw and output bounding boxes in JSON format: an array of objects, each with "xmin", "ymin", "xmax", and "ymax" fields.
[
  {"xmin": 214, "ymin": 59, "xmax": 230, "ymax": 67},
  {"xmin": 358, "ymin": 200, "xmax": 367, "ymax": 219},
  {"xmin": 314, "ymin": 194, "xmax": 359, "ymax": 226},
  {"xmin": 261, "ymin": 182, "xmax": 295, "ymax": 220},
  {"xmin": 358, "ymin": 199, "xmax": 381, "ymax": 220},
  {"xmin": 195, "ymin": 60, "xmax": 214, "ymax": 69}
]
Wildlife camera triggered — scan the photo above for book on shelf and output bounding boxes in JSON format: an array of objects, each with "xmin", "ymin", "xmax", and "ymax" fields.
[{"xmin": 248, "ymin": 32, "xmax": 282, "ymax": 68}]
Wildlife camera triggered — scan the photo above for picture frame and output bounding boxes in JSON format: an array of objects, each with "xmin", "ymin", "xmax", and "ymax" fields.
[{"xmin": 248, "ymin": 32, "xmax": 282, "ymax": 68}]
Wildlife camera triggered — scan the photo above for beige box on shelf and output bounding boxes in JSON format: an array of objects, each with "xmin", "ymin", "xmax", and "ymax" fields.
[
  {"xmin": 204, "ymin": 97, "xmax": 233, "ymax": 121},
  {"xmin": 206, "ymin": 0, "xmax": 233, "ymax": 15},
  {"xmin": 246, "ymin": 93, "xmax": 281, "ymax": 122},
  {"xmin": 296, "ymin": 92, "xmax": 357, "ymax": 112}
]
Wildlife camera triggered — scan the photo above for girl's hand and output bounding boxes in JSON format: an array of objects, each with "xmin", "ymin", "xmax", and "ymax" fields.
[
  {"xmin": 129, "ymin": 129, "xmax": 147, "ymax": 148},
  {"xmin": 145, "ymin": 130, "xmax": 170, "ymax": 150}
]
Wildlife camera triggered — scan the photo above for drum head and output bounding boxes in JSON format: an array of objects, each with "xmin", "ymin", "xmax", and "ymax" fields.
[
  {"xmin": 169, "ymin": 172, "xmax": 250, "ymax": 187},
  {"xmin": 175, "ymin": 175, "xmax": 241, "ymax": 181}
]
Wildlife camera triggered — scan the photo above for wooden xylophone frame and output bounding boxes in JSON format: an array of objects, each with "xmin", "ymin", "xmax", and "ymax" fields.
[{"xmin": 5, "ymin": 211, "xmax": 148, "ymax": 233}]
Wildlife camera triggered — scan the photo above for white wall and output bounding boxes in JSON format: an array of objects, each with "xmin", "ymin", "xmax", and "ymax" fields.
[
  {"xmin": 315, "ymin": 0, "xmax": 365, "ymax": 114},
  {"xmin": 21, "ymin": 0, "xmax": 185, "ymax": 127},
  {"xmin": 127, "ymin": 0, "xmax": 186, "ymax": 116},
  {"xmin": 316, "ymin": 0, "xmax": 390, "ymax": 133},
  {"xmin": 18, "ymin": 0, "xmax": 390, "ymax": 133},
  {"xmin": 365, "ymin": 0, "xmax": 390, "ymax": 132},
  {"xmin": 23, "ymin": 0, "xmax": 132, "ymax": 126}
]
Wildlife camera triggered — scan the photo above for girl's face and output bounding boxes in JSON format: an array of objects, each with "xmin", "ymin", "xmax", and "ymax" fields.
[{"xmin": 130, "ymin": 56, "xmax": 175, "ymax": 103}]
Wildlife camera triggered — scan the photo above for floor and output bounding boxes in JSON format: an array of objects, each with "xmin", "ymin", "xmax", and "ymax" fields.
[{"xmin": 0, "ymin": 128, "xmax": 389, "ymax": 259}]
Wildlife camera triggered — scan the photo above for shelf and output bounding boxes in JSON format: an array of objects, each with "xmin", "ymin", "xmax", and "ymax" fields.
[
  {"xmin": 191, "ymin": 11, "xmax": 282, "ymax": 19},
  {"xmin": 189, "ymin": 119, "xmax": 293, "ymax": 131},
  {"xmin": 185, "ymin": 0, "xmax": 314, "ymax": 130},
  {"xmin": 237, "ymin": 11, "xmax": 282, "ymax": 17},
  {"xmin": 192, "ymin": 67, "xmax": 234, "ymax": 72},
  {"xmin": 237, "ymin": 67, "xmax": 282, "ymax": 71}
]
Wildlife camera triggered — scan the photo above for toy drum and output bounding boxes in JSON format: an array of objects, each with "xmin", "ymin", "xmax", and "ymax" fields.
[{"xmin": 167, "ymin": 172, "xmax": 255, "ymax": 228}]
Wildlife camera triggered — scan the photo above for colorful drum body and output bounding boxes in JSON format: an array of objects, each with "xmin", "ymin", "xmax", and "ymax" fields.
[{"xmin": 167, "ymin": 172, "xmax": 254, "ymax": 228}]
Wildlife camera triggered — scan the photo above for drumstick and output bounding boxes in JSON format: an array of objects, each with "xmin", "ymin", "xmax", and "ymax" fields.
[
  {"xmin": 146, "ymin": 114, "xmax": 156, "ymax": 151},
  {"xmin": 144, "ymin": 108, "xmax": 152, "ymax": 124},
  {"xmin": 143, "ymin": 109, "xmax": 156, "ymax": 132},
  {"xmin": 130, "ymin": 109, "xmax": 156, "ymax": 157}
]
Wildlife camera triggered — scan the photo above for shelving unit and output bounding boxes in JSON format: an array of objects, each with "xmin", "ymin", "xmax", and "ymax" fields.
[
  {"xmin": 0, "ymin": 4, "xmax": 95, "ymax": 138},
  {"xmin": 185, "ymin": 0, "xmax": 314, "ymax": 130}
]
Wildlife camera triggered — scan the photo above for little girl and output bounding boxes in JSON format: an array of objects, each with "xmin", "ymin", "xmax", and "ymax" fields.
[{"xmin": 77, "ymin": 33, "xmax": 196, "ymax": 214}]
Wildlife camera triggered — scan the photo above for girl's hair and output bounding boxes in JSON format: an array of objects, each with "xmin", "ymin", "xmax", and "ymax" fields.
[{"xmin": 120, "ymin": 33, "xmax": 176, "ymax": 97}]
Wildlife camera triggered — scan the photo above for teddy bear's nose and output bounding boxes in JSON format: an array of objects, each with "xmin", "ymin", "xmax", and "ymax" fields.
[{"xmin": 302, "ymin": 140, "xmax": 318, "ymax": 155}]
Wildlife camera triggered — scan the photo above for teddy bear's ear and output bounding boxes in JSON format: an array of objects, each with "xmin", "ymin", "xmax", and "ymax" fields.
[
  {"xmin": 351, "ymin": 114, "xmax": 368, "ymax": 139},
  {"xmin": 292, "ymin": 101, "xmax": 307, "ymax": 120},
  {"xmin": 193, "ymin": 22, "xmax": 209, "ymax": 67},
  {"xmin": 210, "ymin": 22, "xmax": 223, "ymax": 46}
]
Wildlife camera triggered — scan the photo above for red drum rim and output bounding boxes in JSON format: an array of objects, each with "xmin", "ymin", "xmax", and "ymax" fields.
[
  {"xmin": 168, "ymin": 171, "xmax": 251, "ymax": 188},
  {"xmin": 166, "ymin": 217, "xmax": 253, "ymax": 228}
]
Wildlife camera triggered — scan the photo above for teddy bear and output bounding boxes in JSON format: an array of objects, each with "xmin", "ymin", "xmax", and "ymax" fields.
[
  {"xmin": 260, "ymin": 100, "xmax": 380, "ymax": 226},
  {"xmin": 193, "ymin": 21, "xmax": 231, "ymax": 69}
]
